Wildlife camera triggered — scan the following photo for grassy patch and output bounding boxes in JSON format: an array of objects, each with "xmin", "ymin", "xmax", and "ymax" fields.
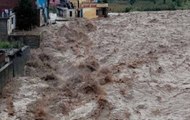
[
  {"xmin": 109, "ymin": 3, "xmax": 129, "ymax": 12},
  {"xmin": 0, "ymin": 41, "xmax": 22, "ymax": 49}
]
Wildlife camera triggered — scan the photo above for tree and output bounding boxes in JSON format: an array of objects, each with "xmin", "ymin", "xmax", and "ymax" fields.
[
  {"xmin": 129, "ymin": 0, "xmax": 136, "ymax": 5},
  {"xmin": 15, "ymin": 0, "xmax": 37, "ymax": 30},
  {"xmin": 176, "ymin": 0, "xmax": 182, "ymax": 6},
  {"xmin": 103, "ymin": 0, "xmax": 108, "ymax": 3},
  {"xmin": 153, "ymin": 0, "xmax": 156, "ymax": 4},
  {"xmin": 163, "ymin": 0, "xmax": 166, "ymax": 4}
]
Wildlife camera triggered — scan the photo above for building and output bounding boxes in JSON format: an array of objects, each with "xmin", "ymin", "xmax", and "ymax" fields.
[
  {"xmin": 81, "ymin": 2, "xmax": 108, "ymax": 19},
  {"xmin": 0, "ymin": 10, "xmax": 16, "ymax": 40},
  {"xmin": 0, "ymin": 0, "xmax": 49, "ymax": 27},
  {"xmin": 55, "ymin": 0, "xmax": 108, "ymax": 19},
  {"xmin": 56, "ymin": 0, "xmax": 76, "ymax": 19},
  {"xmin": 0, "ymin": 0, "xmax": 18, "ymax": 37},
  {"xmin": 70, "ymin": 0, "xmax": 108, "ymax": 19},
  {"xmin": 57, "ymin": 6, "xmax": 76, "ymax": 18}
]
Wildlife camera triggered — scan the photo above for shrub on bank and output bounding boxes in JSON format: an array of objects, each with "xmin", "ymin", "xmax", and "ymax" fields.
[
  {"xmin": 125, "ymin": 7, "xmax": 132, "ymax": 12},
  {"xmin": 0, "ymin": 41, "xmax": 23, "ymax": 49},
  {"xmin": 134, "ymin": 3, "xmax": 176, "ymax": 11},
  {"xmin": 109, "ymin": 0, "xmax": 190, "ymax": 12}
]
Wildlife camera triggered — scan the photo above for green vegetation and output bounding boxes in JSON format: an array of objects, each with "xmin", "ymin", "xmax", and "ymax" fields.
[
  {"xmin": 0, "ymin": 41, "xmax": 23, "ymax": 49},
  {"xmin": 108, "ymin": 0, "xmax": 190, "ymax": 12},
  {"xmin": 103, "ymin": 0, "xmax": 108, "ymax": 3}
]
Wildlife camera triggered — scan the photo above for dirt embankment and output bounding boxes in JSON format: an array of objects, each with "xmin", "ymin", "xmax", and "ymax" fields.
[{"xmin": 1, "ymin": 10, "xmax": 190, "ymax": 120}]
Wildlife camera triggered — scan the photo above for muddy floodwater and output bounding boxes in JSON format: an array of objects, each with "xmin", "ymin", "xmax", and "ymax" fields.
[{"xmin": 1, "ymin": 10, "xmax": 190, "ymax": 120}]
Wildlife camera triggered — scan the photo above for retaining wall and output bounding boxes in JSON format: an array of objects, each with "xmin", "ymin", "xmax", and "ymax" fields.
[
  {"xmin": 12, "ymin": 46, "xmax": 30, "ymax": 77},
  {"xmin": 0, "ymin": 46, "xmax": 30, "ymax": 94},
  {"xmin": 0, "ymin": 62, "xmax": 13, "ymax": 93},
  {"xmin": 9, "ymin": 35, "xmax": 41, "ymax": 48},
  {"xmin": 0, "ymin": 52, "xmax": 5, "ymax": 68}
]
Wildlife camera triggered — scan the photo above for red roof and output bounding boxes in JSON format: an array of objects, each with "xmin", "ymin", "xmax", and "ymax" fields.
[{"xmin": 0, "ymin": 0, "xmax": 19, "ymax": 10}]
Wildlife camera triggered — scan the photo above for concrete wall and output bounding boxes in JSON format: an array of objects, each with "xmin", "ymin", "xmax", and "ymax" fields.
[
  {"xmin": 57, "ymin": 6, "xmax": 76, "ymax": 18},
  {"xmin": 7, "ymin": 14, "xmax": 16, "ymax": 35},
  {"xmin": 0, "ymin": 18, "xmax": 8, "ymax": 39},
  {"xmin": 96, "ymin": 7, "xmax": 108, "ymax": 17},
  {"xmin": 0, "ymin": 46, "xmax": 30, "ymax": 94},
  {"xmin": 68, "ymin": 9, "xmax": 76, "ymax": 18},
  {"xmin": 0, "ymin": 14, "xmax": 16, "ymax": 40},
  {"xmin": 37, "ymin": 9, "xmax": 46, "ymax": 26},
  {"xmin": 0, "ymin": 62, "xmax": 13, "ymax": 94},
  {"xmin": 0, "ymin": 52, "xmax": 5, "ymax": 68},
  {"xmin": 9, "ymin": 35, "xmax": 41, "ymax": 48}
]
